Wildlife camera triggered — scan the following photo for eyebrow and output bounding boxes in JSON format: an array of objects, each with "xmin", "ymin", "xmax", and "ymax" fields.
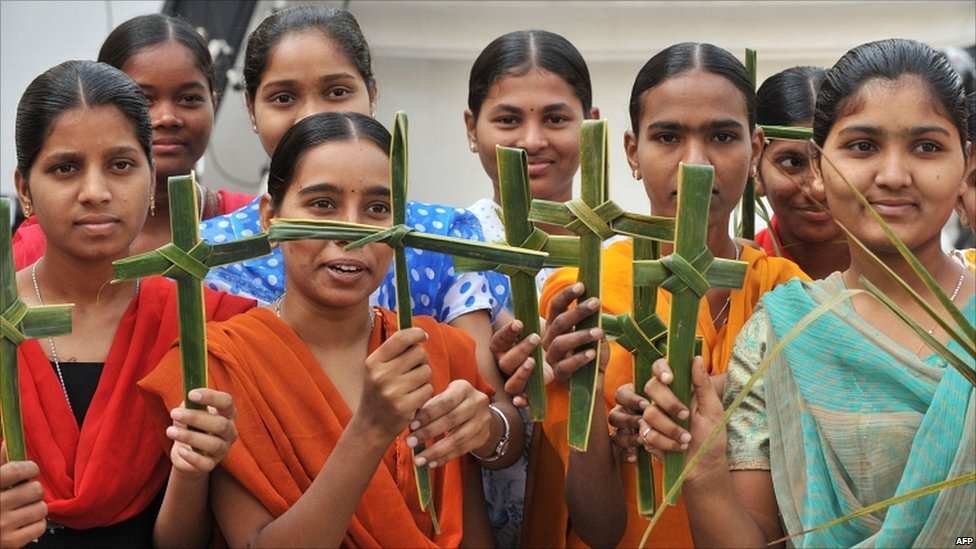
[
  {"xmin": 43, "ymin": 145, "xmax": 141, "ymax": 162},
  {"xmin": 490, "ymin": 102, "xmax": 574, "ymax": 115},
  {"xmin": 838, "ymin": 124, "xmax": 952, "ymax": 138},
  {"xmin": 140, "ymin": 82, "xmax": 207, "ymax": 93},
  {"xmin": 646, "ymin": 119, "xmax": 745, "ymax": 132},
  {"xmin": 261, "ymin": 72, "xmax": 359, "ymax": 91},
  {"xmin": 296, "ymin": 182, "xmax": 390, "ymax": 197}
]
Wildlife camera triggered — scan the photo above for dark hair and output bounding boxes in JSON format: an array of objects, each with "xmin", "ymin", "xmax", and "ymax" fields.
[
  {"xmin": 268, "ymin": 111, "xmax": 391, "ymax": 207},
  {"xmin": 16, "ymin": 60, "xmax": 152, "ymax": 176},
  {"xmin": 628, "ymin": 42, "xmax": 756, "ymax": 133},
  {"xmin": 968, "ymin": 91, "xmax": 975, "ymax": 143},
  {"xmin": 757, "ymin": 66, "xmax": 826, "ymax": 126},
  {"xmin": 467, "ymin": 29, "xmax": 592, "ymax": 120},
  {"xmin": 814, "ymin": 38, "xmax": 968, "ymax": 149},
  {"xmin": 97, "ymin": 13, "xmax": 215, "ymax": 93},
  {"xmin": 243, "ymin": 5, "xmax": 374, "ymax": 102}
]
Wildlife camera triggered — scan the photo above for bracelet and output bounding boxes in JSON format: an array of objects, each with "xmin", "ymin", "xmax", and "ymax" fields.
[{"xmin": 471, "ymin": 403, "xmax": 510, "ymax": 462}]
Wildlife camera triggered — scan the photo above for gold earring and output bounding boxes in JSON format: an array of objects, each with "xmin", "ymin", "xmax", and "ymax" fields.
[
  {"xmin": 149, "ymin": 193, "xmax": 156, "ymax": 217},
  {"xmin": 750, "ymin": 165, "xmax": 758, "ymax": 178},
  {"xmin": 632, "ymin": 169, "xmax": 641, "ymax": 181},
  {"xmin": 469, "ymin": 143, "xmax": 477, "ymax": 153},
  {"xmin": 22, "ymin": 201, "xmax": 32, "ymax": 217}
]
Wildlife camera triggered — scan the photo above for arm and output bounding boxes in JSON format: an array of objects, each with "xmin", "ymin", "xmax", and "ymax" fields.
[
  {"xmin": 449, "ymin": 311, "xmax": 525, "ymax": 470},
  {"xmin": 459, "ymin": 455, "xmax": 493, "ymax": 548},
  {"xmin": 543, "ymin": 283, "xmax": 626, "ymax": 548},
  {"xmin": 640, "ymin": 358, "xmax": 782, "ymax": 547},
  {"xmin": 0, "ymin": 444, "xmax": 47, "ymax": 549},
  {"xmin": 213, "ymin": 328, "xmax": 433, "ymax": 548},
  {"xmin": 153, "ymin": 389, "xmax": 238, "ymax": 548}
]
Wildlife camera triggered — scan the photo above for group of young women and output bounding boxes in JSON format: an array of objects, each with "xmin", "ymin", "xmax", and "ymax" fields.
[{"xmin": 0, "ymin": 3, "xmax": 972, "ymax": 548}]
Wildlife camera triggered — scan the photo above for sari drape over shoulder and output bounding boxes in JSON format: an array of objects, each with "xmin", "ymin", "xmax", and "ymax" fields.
[
  {"xmin": 727, "ymin": 275, "xmax": 975, "ymax": 548},
  {"xmin": 139, "ymin": 307, "xmax": 490, "ymax": 548},
  {"xmin": 525, "ymin": 239, "xmax": 807, "ymax": 548},
  {"xmin": 9, "ymin": 277, "xmax": 252, "ymax": 529}
]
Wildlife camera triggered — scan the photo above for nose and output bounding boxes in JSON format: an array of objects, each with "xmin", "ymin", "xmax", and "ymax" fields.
[
  {"xmin": 682, "ymin": 139, "xmax": 709, "ymax": 166},
  {"xmin": 298, "ymin": 97, "xmax": 333, "ymax": 124},
  {"xmin": 517, "ymin": 120, "xmax": 547, "ymax": 153},
  {"xmin": 151, "ymin": 100, "xmax": 182, "ymax": 129},
  {"xmin": 77, "ymin": 169, "xmax": 112, "ymax": 206},
  {"xmin": 875, "ymin": 149, "xmax": 911, "ymax": 189}
]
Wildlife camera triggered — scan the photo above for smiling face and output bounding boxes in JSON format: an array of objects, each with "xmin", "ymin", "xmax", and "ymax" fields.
[
  {"xmin": 625, "ymin": 69, "xmax": 763, "ymax": 225},
  {"xmin": 813, "ymin": 75, "xmax": 966, "ymax": 254},
  {"xmin": 15, "ymin": 106, "xmax": 153, "ymax": 261},
  {"xmin": 261, "ymin": 139, "xmax": 391, "ymax": 310},
  {"xmin": 248, "ymin": 30, "xmax": 375, "ymax": 157},
  {"xmin": 121, "ymin": 40, "xmax": 214, "ymax": 182},
  {"xmin": 465, "ymin": 68, "xmax": 589, "ymax": 203},
  {"xmin": 758, "ymin": 126, "xmax": 843, "ymax": 245}
]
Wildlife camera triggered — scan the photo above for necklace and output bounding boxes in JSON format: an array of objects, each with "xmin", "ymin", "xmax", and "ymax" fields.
[
  {"xmin": 710, "ymin": 240, "xmax": 742, "ymax": 327},
  {"xmin": 31, "ymin": 262, "xmax": 140, "ymax": 413},
  {"xmin": 914, "ymin": 266, "xmax": 967, "ymax": 356},
  {"xmin": 272, "ymin": 293, "xmax": 376, "ymax": 330}
]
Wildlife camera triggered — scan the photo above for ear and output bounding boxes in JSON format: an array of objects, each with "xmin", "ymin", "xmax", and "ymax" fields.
[
  {"xmin": 623, "ymin": 129, "xmax": 640, "ymax": 178},
  {"xmin": 750, "ymin": 126, "xmax": 765, "ymax": 175},
  {"xmin": 368, "ymin": 84, "xmax": 379, "ymax": 117},
  {"xmin": 244, "ymin": 92, "xmax": 257, "ymax": 131},
  {"xmin": 14, "ymin": 169, "xmax": 30, "ymax": 212},
  {"xmin": 258, "ymin": 192, "xmax": 276, "ymax": 233},
  {"xmin": 463, "ymin": 109, "xmax": 478, "ymax": 153},
  {"xmin": 588, "ymin": 106, "xmax": 601, "ymax": 120},
  {"xmin": 754, "ymin": 166, "xmax": 767, "ymax": 197}
]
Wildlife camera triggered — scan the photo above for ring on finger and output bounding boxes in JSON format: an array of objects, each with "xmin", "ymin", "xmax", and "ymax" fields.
[{"xmin": 640, "ymin": 427, "xmax": 651, "ymax": 444}]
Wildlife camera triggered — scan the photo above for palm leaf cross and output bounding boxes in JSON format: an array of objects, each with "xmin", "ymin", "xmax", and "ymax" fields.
[{"xmin": 0, "ymin": 197, "xmax": 73, "ymax": 461}]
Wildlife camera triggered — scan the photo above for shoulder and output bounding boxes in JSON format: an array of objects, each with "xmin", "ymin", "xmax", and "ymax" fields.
[
  {"xmin": 407, "ymin": 200, "xmax": 485, "ymax": 240},
  {"xmin": 214, "ymin": 189, "xmax": 257, "ymax": 215},
  {"xmin": 200, "ymin": 197, "xmax": 263, "ymax": 243},
  {"xmin": 740, "ymin": 244, "xmax": 809, "ymax": 289}
]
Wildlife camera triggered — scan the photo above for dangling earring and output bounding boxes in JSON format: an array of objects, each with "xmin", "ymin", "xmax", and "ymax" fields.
[
  {"xmin": 149, "ymin": 192, "xmax": 156, "ymax": 217},
  {"xmin": 22, "ymin": 201, "xmax": 32, "ymax": 217},
  {"xmin": 750, "ymin": 165, "xmax": 758, "ymax": 178},
  {"xmin": 632, "ymin": 168, "xmax": 641, "ymax": 181}
]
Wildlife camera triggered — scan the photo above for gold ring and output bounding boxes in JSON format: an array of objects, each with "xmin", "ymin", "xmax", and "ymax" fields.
[{"xmin": 640, "ymin": 427, "xmax": 651, "ymax": 444}]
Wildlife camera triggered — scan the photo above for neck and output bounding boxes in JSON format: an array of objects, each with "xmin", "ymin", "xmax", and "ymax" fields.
[
  {"xmin": 277, "ymin": 291, "xmax": 374, "ymax": 351},
  {"xmin": 844, "ymin": 239, "xmax": 961, "ymax": 307},
  {"xmin": 658, "ymin": 219, "xmax": 738, "ymax": 259},
  {"xmin": 777, "ymin": 231, "xmax": 850, "ymax": 279},
  {"xmin": 33, "ymin": 251, "xmax": 137, "ymax": 306}
]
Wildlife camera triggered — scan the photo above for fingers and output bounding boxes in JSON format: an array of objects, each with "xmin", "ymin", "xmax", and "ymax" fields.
[
  {"xmin": 690, "ymin": 357, "xmax": 722, "ymax": 418},
  {"xmin": 615, "ymin": 383, "xmax": 650, "ymax": 415},
  {"xmin": 644, "ymin": 359, "xmax": 686, "ymax": 421},
  {"xmin": 0, "ymin": 461, "xmax": 46, "ymax": 549},
  {"xmin": 547, "ymin": 328, "xmax": 604, "ymax": 384},
  {"xmin": 545, "ymin": 282, "xmax": 585, "ymax": 325},
  {"xmin": 496, "ymin": 330, "xmax": 540, "ymax": 379},
  {"xmin": 489, "ymin": 319, "xmax": 523, "ymax": 363},
  {"xmin": 186, "ymin": 388, "xmax": 236, "ymax": 418},
  {"xmin": 409, "ymin": 381, "xmax": 492, "ymax": 468},
  {"xmin": 543, "ymin": 294, "xmax": 600, "ymax": 349},
  {"xmin": 371, "ymin": 327, "xmax": 429, "ymax": 366}
]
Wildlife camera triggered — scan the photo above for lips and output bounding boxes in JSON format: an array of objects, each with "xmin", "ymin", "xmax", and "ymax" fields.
[
  {"xmin": 322, "ymin": 258, "xmax": 370, "ymax": 282},
  {"xmin": 526, "ymin": 157, "xmax": 553, "ymax": 177},
  {"xmin": 152, "ymin": 137, "xmax": 186, "ymax": 155},
  {"xmin": 869, "ymin": 198, "xmax": 917, "ymax": 217},
  {"xmin": 75, "ymin": 214, "xmax": 121, "ymax": 235}
]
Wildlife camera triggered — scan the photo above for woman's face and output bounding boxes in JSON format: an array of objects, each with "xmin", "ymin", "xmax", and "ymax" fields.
[
  {"xmin": 625, "ymin": 69, "xmax": 763, "ymax": 226},
  {"xmin": 465, "ymin": 68, "xmax": 592, "ymax": 202},
  {"xmin": 248, "ymin": 30, "xmax": 375, "ymax": 157},
  {"xmin": 121, "ymin": 40, "xmax": 214, "ymax": 182},
  {"xmin": 261, "ymin": 139, "xmax": 392, "ymax": 310},
  {"xmin": 813, "ymin": 75, "xmax": 966, "ymax": 253},
  {"xmin": 15, "ymin": 106, "xmax": 153, "ymax": 261},
  {"xmin": 758, "ymin": 126, "xmax": 843, "ymax": 245}
]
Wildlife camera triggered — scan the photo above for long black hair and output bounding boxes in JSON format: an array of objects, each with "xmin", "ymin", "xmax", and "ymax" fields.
[
  {"xmin": 467, "ymin": 29, "xmax": 592, "ymax": 120},
  {"xmin": 16, "ymin": 60, "xmax": 152, "ymax": 177},
  {"xmin": 267, "ymin": 111, "xmax": 391, "ymax": 207}
]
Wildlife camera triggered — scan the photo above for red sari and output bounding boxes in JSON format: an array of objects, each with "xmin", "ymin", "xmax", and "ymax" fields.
[{"xmin": 8, "ymin": 277, "xmax": 253, "ymax": 529}]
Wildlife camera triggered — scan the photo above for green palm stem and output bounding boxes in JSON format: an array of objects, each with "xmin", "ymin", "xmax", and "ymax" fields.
[
  {"xmin": 113, "ymin": 173, "xmax": 271, "ymax": 414},
  {"xmin": 636, "ymin": 163, "xmax": 748, "ymax": 504},
  {"xmin": 740, "ymin": 48, "xmax": 758, "ymax": 240},
  {"xmin": 0, "ymin": 198, "xmax": 73, "ymax": 461}
]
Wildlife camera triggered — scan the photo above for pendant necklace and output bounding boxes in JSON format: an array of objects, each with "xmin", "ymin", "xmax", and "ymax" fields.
[{"xmin": 31, "ymin": 261, "xmax": 140, "ymax": 412}]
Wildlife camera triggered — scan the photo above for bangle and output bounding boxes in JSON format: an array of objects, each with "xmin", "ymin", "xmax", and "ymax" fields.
[{"xmin": 471, "ymin": 403, "xmax": 510, "ymax": 462}]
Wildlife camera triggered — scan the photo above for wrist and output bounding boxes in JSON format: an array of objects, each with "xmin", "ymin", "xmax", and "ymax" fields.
[{"xmin": 470, "ymin": 404, "xmax": 510, "ymax": 462}]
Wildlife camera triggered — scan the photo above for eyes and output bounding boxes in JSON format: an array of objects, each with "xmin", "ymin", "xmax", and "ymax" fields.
[
  {"xmin": 650, "ymin": 131, "xmax": 741, "ymax": 145},
  {"xmin": 842, "ymin": 138, "xmax": 947, "ymax": 155},
  {"xmin": 265, "ymin": 86, "xmax": 356, "ymax": 107},
  {"xmin": 306, "ymin": 197, "xmax": 391, "ymax": 219},
  {"xmin": 491, "ymin": 113, "xmax": 573, "ymax": 128},
  {"xmin": 47, "ymin": 159, "xmax": 139, "ymax": 177}
]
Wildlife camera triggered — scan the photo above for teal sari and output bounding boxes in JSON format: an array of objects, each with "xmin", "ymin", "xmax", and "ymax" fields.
[{"xmin": 739, "ymin": 274, "xmax": 974, "ymax": 547}]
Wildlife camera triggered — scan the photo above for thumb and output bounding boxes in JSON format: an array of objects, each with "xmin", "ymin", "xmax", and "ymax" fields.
[{"xmin": 690, "ymin": 357, "xmax": 721, "ymax": 418}]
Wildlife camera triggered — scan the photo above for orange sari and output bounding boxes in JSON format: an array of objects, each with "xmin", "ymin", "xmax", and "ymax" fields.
[
  {"xmin": 140, "ymin": 307, "xmax": 489, "ymax": 548},
  {"xmin": 524, "ymin": 240, "xmax": 807, "ymax": 548}
]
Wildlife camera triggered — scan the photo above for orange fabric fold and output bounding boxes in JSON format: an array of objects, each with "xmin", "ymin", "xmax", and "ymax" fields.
[
  {"xmin": 139, "ymin": 307, "xmax": 490, "ymax": 548},
  {"xmin": 524, "ymin": 239, "xmax": 807, "ymax": 548},
  {"xmin": 9, "ymin": 277, "xmax": 253, "ymax": 529}
]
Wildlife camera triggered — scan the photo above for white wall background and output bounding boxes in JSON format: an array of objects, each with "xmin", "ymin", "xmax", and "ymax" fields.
[{"xmin": 3, "ymin": 0, "xmax": 975, "ymax": 219}]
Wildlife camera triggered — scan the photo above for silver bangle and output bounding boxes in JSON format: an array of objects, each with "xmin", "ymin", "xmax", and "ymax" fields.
[{"xmin": 472, "ymin": 403, "xmax": 510, "ymax": 462}]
